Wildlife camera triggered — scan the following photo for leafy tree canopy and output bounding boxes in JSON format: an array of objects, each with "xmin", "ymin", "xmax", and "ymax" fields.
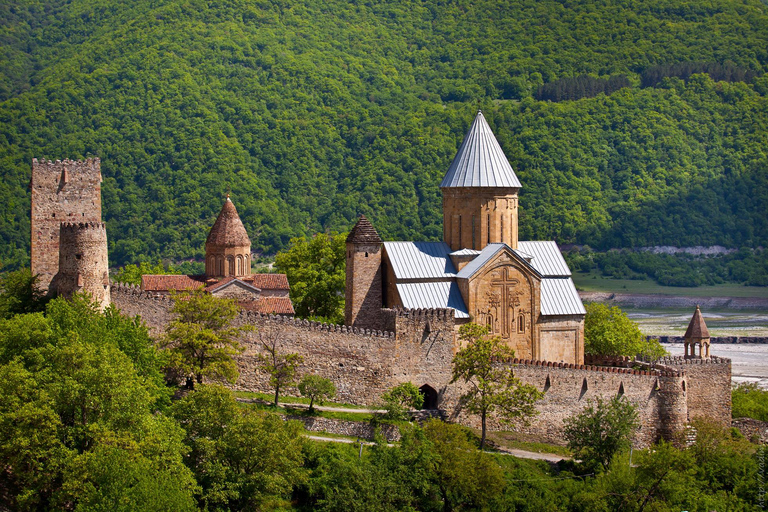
[
  {"xmin": 584, "ymin": 302, "xmax": 667, "ymax": 359},
  {"xmin": 275, "ymin": 233, "xmax": 346, "ymax": 324},
  {"xmin": 451, "ymin": 323, "xmax": 543, "ymax": 449}
]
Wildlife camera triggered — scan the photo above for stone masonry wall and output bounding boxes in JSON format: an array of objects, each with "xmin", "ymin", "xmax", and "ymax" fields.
[
  {"xmin": 345, "ymin": 242, "xmax": 386, "ymax": 331},
  {"xmin": 659, "ymin": 356, "xmax": 732, "ymax": 427},
  {"xmin": 447, "ymin": 359, "xmax": 686, "ymax": 447},
  {"xmin": 111, "ymin": 285, "xmax": 712, "ymax": 447},
  {"xmin": 30, "ymin": 158, "xmax": 102, "ymax": 292},
  {"xmin": 53, "ymin": 222, "xmax": 110, "ymax": 310}
]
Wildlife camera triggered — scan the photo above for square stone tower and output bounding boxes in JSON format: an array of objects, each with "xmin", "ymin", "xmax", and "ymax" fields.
[{"xmin": 30, "ymin": 158, "xmax": 102, "ymax": 292}]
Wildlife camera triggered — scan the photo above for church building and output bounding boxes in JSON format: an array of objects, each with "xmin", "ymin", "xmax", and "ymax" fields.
[
  {"xmin": 141, "ymin": 195, "xmax": 294, "ymax": 316},
  {"xmin": 345, "ymin": 111, "xmax": 585, "ymax": 364}
]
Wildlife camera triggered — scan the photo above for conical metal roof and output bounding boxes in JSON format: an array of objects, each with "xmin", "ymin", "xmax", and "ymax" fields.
[
  {"xmin": 440, "ymin": 111, "xmax": 521, "ymax": 188},
  {"xmin": 206, "ymin": 196, "xmax": 251, "ymax": 247},
  {"xmin": 346, "ymin": 215, "xmax": 382, "ymax": 244},
  {"xmin": 684, "ymin": 305, "xmax": 710, "ymax": 339}
]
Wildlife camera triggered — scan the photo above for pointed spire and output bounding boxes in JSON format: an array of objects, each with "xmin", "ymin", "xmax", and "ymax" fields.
[
  {"xmin": 684, "ymin": 305, "xmax": 710, "ymax": 339},
  {"xmin": 440, "ymin": 111, "xmax": 521, "ymax": 188},
  {"xmin": 206, "ymin": 196, "xmax": 251, "ymax": 247},
  {"xmin": 346, "ymin": 215, "xmax": 382, "ymax": 244}
]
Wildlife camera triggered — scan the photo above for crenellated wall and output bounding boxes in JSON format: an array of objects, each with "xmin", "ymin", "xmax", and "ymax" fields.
[{"xmin": 110, "ymin": 284, "xmax": 730, "ymax": 447}]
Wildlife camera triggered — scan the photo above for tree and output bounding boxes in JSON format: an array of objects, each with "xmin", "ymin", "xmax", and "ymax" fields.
[
  {"xmin": 450, "ymin": 324, "xmax": 543, "ymax": 450},
  {"xmin": 113, "ymin": 260, "xmax": 180, "ymax": 286},
  {"xmin": 162, "ymin": 288, "xmax": 248, "ymax": 389},
  {"xmin": 170, "ymin": 385, "xmax": 305, "ymax": 511},
  {"xmin": 256, "ymin": 327, "xmax": 303, "ymax": 406},
  {"xmin": 274, "ymin": 233, "xmax": 346, "ymax": 324},
  {"xmin": 0, "ymin": 269, "xmax": 48, "ymax": 319},
  {"xmin": 380, "ymin": 382, "xmax": 424, "ymax": 421},
  {"xmin": 563, "ymin": 395, "xmax": 640, "ymax": 471},
  {"xmin": 298, "ymin": 374, "xmax": 336, "ymax": 413},
  {"xmin": 584, "ymin": 303, "xmax": 667, "ymax": 359},
  {"xmin": 423, "ymin": 420, "xmax": 506, "ymax": 511}
]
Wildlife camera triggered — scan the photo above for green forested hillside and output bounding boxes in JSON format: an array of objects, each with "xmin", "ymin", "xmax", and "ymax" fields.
[{"xmin": 1, "ymin": 0, "xmax": 767, "ymax": 268}]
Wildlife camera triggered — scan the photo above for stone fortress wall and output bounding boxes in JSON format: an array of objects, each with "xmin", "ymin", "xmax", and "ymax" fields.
[{"xmin": 111, "ymin": 284, "xmax": 731, "ymax": 447}]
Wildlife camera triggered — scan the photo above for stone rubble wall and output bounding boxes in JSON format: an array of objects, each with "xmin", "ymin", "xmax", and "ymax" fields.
[
  {"xmin": 110, "ymin": 285, "xmax": 728, "ymax": 448},
  {"xmin": 652, "ymin": 335, "xmax": 768, "ymax": 344},
  {"xmin": 580, "ymin": 291, "xmax": 768, "ymax": 310},
  {"xmin": 732, "ymin": 418, "xmax": 768, "ymax": 444},
  {"xmin": 287, "ymin": 415, "xmax": 401, "ymax": 442}
]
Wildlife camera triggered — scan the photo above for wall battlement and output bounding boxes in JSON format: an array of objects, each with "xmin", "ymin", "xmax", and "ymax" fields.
[{"xmin": 110, "ymin": 285, "xmax": 731, "ymax": 447}]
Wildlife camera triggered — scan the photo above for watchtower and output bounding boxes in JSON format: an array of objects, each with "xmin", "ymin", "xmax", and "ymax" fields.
[
  {"xmin": 441, "ymin": 111, "xmax": 521, "ymax": 251},
  {"xmin": 684, "ymin": 305, "xmax": 711, "ymax": 359},
  {"xmin": 345, "ymin": 215, "xmax": 384, "ymax": 329},
  {"xmin": 30, "ymin": 158, "xmax": 102, "ymax": 292},
  {"xmin": 52, "ymin": 222, "xmax": 110, "ymax": 310}
]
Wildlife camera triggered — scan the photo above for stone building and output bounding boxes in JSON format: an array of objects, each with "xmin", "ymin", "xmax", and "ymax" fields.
[
  {"xmin": 345, "ymin": 111, "xmax": 586, "ymax": 364},
  {"xmin": 30, "ymin": 158, "xmax": 110, "ymax": 309},
  {"xmin": 141, "ymin": 195, "xmax": 294, "ymax": 316}
]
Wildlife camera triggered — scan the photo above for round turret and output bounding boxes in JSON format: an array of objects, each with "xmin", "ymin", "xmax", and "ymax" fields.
[
  {"xmin": 54, "ymin": 222, "xmax": 110, "ymax": 310},
  {"xmin": 205, "ymin": 196, "xmax": 252, "ymax": 278}
]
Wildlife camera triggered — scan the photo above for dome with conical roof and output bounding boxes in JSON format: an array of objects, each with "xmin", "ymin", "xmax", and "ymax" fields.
[
  {"xmin": 205, "ymin": 196, "xmax": 252, "ymax": 278},
  {"xmin": 440, "ymin": 111, "xmax": 521, "ymax": 189},
  {"xmin": 206, "ymin": 197, "xmax": 251, "ymax": 247}
]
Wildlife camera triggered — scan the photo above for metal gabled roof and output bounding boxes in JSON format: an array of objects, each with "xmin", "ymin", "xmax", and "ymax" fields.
[
  {"xmin": 517, "ymin": 241, "xmax": 572, "ymax": 277},
  {"xmin": 440, "ymin": 111, "xmax": 522, "ymax": 189},
  {"xmin": 449, "ymin": 248, "xmax": 481, "ymax": 257},
  {"xmin": 396, "ymin": 282, "xmax": 470, "ymax": 319},
  {"xmin": 456, "ymin": 243, "xmax": 541, "ymax": 280},
  {"xmin": 383, "ymin": 241, "xmax": 456, "ymax": 280},
  {"xmin": 540, "ymin": 278, "xmax": 586, "ymax": 316}
]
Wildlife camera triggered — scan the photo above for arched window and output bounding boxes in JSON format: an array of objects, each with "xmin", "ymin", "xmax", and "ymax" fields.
[
  {"xmin": 518, "ymin": 314, "xmax": 525, "ymax": 333},
  {"xmin": 486, "ymin": 314, "xmax": 494, "ymax": 332},
  {"xmin": 227, "ymin": 256, "xmax": 235, "ymax": 276},
  {"xmin": 218, "ymin": 257, "xmax": 224, "ymax": 276},
  {"xmin": 236, "ymin": 255, "xmax": 242, "ymax": 275}
]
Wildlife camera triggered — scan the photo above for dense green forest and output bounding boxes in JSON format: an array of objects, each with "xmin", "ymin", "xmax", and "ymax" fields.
[{"xmin": 1, "ymin": 0, "xmax": 767, "ymax": 269}]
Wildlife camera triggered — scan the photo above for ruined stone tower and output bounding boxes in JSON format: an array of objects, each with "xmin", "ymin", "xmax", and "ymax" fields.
[
  {"xmin": 52, "ymin": 222, "xmax": 110, "ymax": 310},
  {"xmin": 684, "ymin": 305, "xmax": 711, "ymax": 359},
  {"xmin": 205, "ymin": 195, "xmax": 252, "ymax": 278},
  {"xmin": 30, "ymin": 158, "xmax": 102, "ymax": 292},
  {"xmin": 441, "ymin": 111, "xmax": 521, "ymax": 251},
  {"xmin": 345, "ymin": 215, "xmax": 384, "ymax": 330}
]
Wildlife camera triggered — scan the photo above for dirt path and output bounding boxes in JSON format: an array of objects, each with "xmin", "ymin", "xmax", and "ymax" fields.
[{"xmin": 304, "ymin": 434, "xmax": 569, "ymax": 462}]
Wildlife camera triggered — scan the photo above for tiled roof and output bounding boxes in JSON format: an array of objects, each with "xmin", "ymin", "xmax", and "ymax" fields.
[
  {"xmin": 383, "ymin": 242, "xmax": 456, "ymax": 280},
  {"xmin": 684, "ymin": 306, "xmax": 710, "ymax": 339},
  {"xmin": 243, "ymin": 273, "xmax": 290, "ymax": 290},
  {"xmin": 206, "ymin": 277, "xmax": 262, "ymax": 294},
  {"xmin": 239, "ymin": 297, "xmax": 295, "ymax": 315},
  {"xmin": 346, "ymin": 215, "xmax": 382, "ymax": 244},
  {"xmin": 141, "ymin": 274, "xmax": 207, "ymax": 291},
  {"xmin": 440, "ymin": 111, "xmax": 522, "ymax": 189},
  {"xmin": 206, "ymin": 197, "xmax": 251, "ymax": 247},
  {"xmin": 396, "ymin": 282, "xmax": 469, "ymax": 319}
]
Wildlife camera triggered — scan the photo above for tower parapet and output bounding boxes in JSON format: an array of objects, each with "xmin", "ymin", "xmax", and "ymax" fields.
[
  {"xmin": 53, "ymin": 221, "xmax": 110, "ymax": 310},
  {"xmin": 30, "ymin": 158, "xmax": 102, "ymax": 292}
]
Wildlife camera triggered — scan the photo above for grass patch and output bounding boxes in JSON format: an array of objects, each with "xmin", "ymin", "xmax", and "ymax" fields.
[
  {"xmin": 572, "ymin": 271, "xmax": 768, "ymax": 298},
  {"xmin": 485, "ymin": 431, "xmax": 572, "ymax": 457},
  {"xmin": 240, "ymin": 399, "xmax": 377, "ymax": 422},
  {"xmin": 233, "ymin": 390, "xmax": 368, "ymax": 409}
]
